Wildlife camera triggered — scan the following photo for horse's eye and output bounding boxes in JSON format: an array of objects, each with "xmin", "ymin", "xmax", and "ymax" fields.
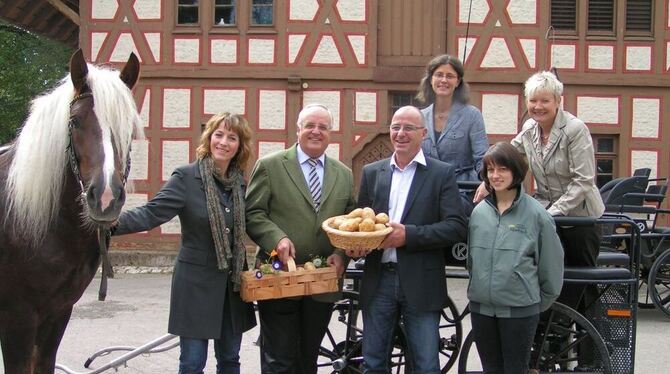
[{"xmin": 69, "ymin": 117, "xmax": 80, "ymax": 129}]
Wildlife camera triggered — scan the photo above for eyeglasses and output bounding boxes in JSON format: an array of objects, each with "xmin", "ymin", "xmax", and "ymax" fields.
[
  {"xmin": 302, "ymin": 122, "xmax": 331, "ymax": 132},
  {"xmin": 432, "ymin": 72, "xmax": 459, "ymax": 81},
  {"xmin": 390, "ymin": 124, "xmax": 425, "ymax": 132}
]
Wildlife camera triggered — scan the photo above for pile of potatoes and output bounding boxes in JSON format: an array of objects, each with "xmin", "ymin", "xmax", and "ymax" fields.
[{"xmin": 329, "ymin": 207, "xmax": 390, "ymax": 232}]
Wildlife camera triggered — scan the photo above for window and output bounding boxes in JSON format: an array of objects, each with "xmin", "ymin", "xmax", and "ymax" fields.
[
  {"xmin": 214, "ymin": 0, "xmax": 236, "ymax": 26},
  {"xmin": 251, "ymin": 0, "xmax": 273, "ymax": 25},
  {"xmin": 588, "ymin": 0, "xmax": 615, "ymax": 33},
  {"xmin": 593, "ymin": 135, "xmax": 618, "ymax": 187},
  {"xmin": 389, "ymin": 92, "xmax": 420, "ymax": 120},
  {"xmin": 177, "ymin": 0, "xmax": 199, "ymax": 25},
  {"xmin": 626, "ymin": 0, "xmax": 653, "ymax": 34},
  {"xmin": 551, "ymin": 0, "xmax": 577, "ymax": 31}
]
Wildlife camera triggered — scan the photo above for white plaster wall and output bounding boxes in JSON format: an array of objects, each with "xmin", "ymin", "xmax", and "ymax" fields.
[
  {"xmin": 302, "ymin": 91, "xmax": 341, "ymax": 131},
  {"xmin": 459, "ymin": 0, "xmax": 489, "ymax": 23},
  {"xmin": 144, "ymin": 33, "xmax": 161, "ymax": 62},
  {"xmin": 174, "ymin": 39, "xmax": 199, "ymax": 63},
  {"xmin": 163, "ymin": 89, "xmax": 191, "ymax": 128},
  {"xmin": 325, "ymin": 143, "xmax": 341, "ymax": 161},
  {"xmin": 288, "ymin": 34, "xmax": 307, "ymax": 63},
  {"xmin": 111, "ymin": 33, "xmax": 141, "ymax": 63},
  {"xmin": 631, "ymin": 150, "xmax": 658, "ymax": 177},
  {"xmin": 336, "ymin": 0, "xmax": 365, "ymax": 21},
  {"xmin": 203, "ymin": 89, "xmax": 246, "ymax": 115},
  {"xmin": 626, "ymin": 46, "xmax": 651, "ymax": 70},
  {"xmin": 133, "ymin": 0, "xmax": 161, "ymax": 19},
  {"xmin": 347, "ymin": 35, "xmax": 366, "ymax": 64},
  {"xmin": 258, "ymin": 141, "xmax": 286, "ymax": 159},
  {"xmin": 355, "ymin": 92, "xmax": 377, "ymax": 122},
  {"xmin": 259, "ymin": 90, "xmax": 287, "ymax": 130},
  {"xmin": 139, "ymin": 89, "xmax": 151, "ymax": 128},
  {"xmin": 577, "ymin": 97, "xmax": 619, "ymax": 124},
  {"xmin": 458, "ymin": 37, "xmax": 477, "ymax": 64},
  {"xmin": 211, "ymin": 39, "xmax": 237, "ymax": 64},
  {"xmin": 91, "ymin": 0, "xmax": 117, "ymax": 19},
  {"xmin": 506, "ymin": 0, "xmax": 536, "ymax": 24},
  {"xmin": 289, "ymin": 0, "xmax": 319, "ymax": 20},
  {"xmin": 161, "ymin": 216, "xmax": 182, "ymax": 234},
  {"xmin": 631, "ymin": 98, "xmax": 660, "ymax": 138},
  {"xmin": 248, "ymin": 39, "xmax": 275, "ymax": 64},
  {"xmin": 91, "ymin": 32, "xmax": 107, "ymax": 61},
  {"xmin": 129, "ymin": 139, "xmax": 149, "ymax": 181},
  {"xmin": 123, "ymin": 193, "xmax": 148, "ymax": 211},
  {"xmin": 551, "ymin": 44, "xmax": 576, "ymax": 69},
  {"xmin": 312, "ymin": 36, "xmax": 342, "ymax": 64},
  {"xmin": 162, "ymin": 141, "xmax": 190, "ymax": 181},
  {"xmin": 588, "ymin": 45, "xmax": 614, "ymax": 70},
  {"xmin": 482, "ymin": 94, "xmax": 519, "ymax": 135},
  {"xmin": 480, "ymin": 38, "xmax": 515, "ymax": 68},
  {"xmin": 519, "ymin": 39, "xmax": 536, "ymax": 68}
]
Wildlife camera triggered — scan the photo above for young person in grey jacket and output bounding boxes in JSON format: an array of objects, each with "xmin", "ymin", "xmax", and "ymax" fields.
[{"xmin": 467, "ymin": 142, "xmax": 564, "ymax": 374}]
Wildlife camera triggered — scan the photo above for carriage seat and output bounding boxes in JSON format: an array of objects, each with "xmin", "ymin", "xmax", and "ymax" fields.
[
  {"xmin": 563, "ymin": 266, "xmax": 633, "ymax": 284},
  {"xmin": 597, "ymin": 251, "xmax": 630, "ymax": 267}
]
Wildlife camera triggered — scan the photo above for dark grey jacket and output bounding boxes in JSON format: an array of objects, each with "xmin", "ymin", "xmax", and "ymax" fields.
[{"xmin": 116, "ymin": 162, "xmax": 256, "ymax": 338}]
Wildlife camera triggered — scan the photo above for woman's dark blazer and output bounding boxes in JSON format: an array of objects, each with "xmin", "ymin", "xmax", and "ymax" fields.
[{"xmin": 115, "ymin": 162, "xmax": 256, "ymax": 339}]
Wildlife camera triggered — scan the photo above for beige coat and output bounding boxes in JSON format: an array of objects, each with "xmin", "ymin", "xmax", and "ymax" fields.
[{"xmin": 511, "ymin": 109, "xmax": 605, "ymax": 218}]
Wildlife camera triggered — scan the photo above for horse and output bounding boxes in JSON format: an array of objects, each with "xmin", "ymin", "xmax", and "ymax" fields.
[{"xmin": 0, "ymin": 49, "xmax": 142, "ymax": 374}]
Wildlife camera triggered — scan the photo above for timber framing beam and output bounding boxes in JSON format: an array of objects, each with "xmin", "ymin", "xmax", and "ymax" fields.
[{"xmin": 45, "ymin": 0, "xmax": 79, "ymax": 25}]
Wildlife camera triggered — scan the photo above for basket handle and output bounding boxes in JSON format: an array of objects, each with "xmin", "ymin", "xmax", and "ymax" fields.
[{"xmin": 286, "ymin": 257, "xmax": 297, "ymax": 272}]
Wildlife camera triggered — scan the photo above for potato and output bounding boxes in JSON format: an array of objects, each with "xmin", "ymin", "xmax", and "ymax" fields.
[
  {"xmin": 329, "ymin": 217, "xmax": 345, "ymax": 229},
  {"xmin": 374, "ymin": 223, "xmax": 387, "ymax": 231},
  {"xmin": 304, "ymin": 262, "xmax": 316, "ymax": 271},
  {"xmin": 375, "ymin": 213, "xmax": 390, "ymax": 224},
  {"xmin": 339, "ymin": 218, "xmax": 360, "ymax": 232},
  {"xmin": 362, "ymin": 207, "xmax": 376, "ymax": 220},
  {"xmin": 346, "ymin": 208, "xmax": 364, "ymax": 218},
  {"xmin": 359, "ymin": 218, "xmax": 376, "ymax": 232}
]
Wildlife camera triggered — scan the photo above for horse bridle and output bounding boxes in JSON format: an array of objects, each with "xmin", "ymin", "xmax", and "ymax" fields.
[
  {"xmin": 68, "ymin": 91, "xmax": 133, "ymax": 301},
  {"xmin": 67, "ymin": 92, "xmax": 132, "ymax": 196}
]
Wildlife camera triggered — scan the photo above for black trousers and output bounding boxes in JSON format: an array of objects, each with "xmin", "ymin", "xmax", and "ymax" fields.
[
  {"xmin": 257, "ymin": 297, "xmax": 333, "ymax": 374},
  {"xmin": 555, "ymin": 224, "xmax": 601, "ymax": 311},
  {"xmin": 470, "ymin": 312, "xmax": 540, "ymax": 374}
]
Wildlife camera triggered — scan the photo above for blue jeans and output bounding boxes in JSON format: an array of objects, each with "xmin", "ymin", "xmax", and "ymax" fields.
[
  {"xmin": 362, "ymin": 267, "xmax": 441, "ymax": 373},
  {"xmin": 178, "ymin": 297, "xmax": 242, "ymax": 374}
]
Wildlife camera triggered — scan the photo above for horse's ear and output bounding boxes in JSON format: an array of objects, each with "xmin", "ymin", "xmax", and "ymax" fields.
[
  {"xmin": 70, "ymin": 49, "xmax": 89, "ymax": 92},
  {"xmin": 119, "ymin": 52, "xmax": 140, "ymax": 90}
]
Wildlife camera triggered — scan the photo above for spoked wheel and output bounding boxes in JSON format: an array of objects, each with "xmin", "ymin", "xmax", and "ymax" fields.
[
  {"xmin": 438, "ymin": 296, "xmax": 463, "ymax": 373},
  {"xmin": 458, "ymin": 303, "xmax": 612, "ymax": 374},
  {"xmin": 649, "ymin": 248, "xmax": 670, "ymax": 318},
  {"xmin": 637, "ymin": 273, "xmax": 656, "ymax": 309},
  {"xmin": 318, "ymin": 291, "xmax": 364, "ymax": 373}
]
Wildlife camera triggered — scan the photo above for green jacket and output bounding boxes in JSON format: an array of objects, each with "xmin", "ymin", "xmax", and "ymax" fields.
[
  {"xmin": 245, "ymin": 144, "xmax": 356, "ymax": 302},
  {"xmin": 467, "ymin": 190, "xmax": 564, "ymax": 318}
]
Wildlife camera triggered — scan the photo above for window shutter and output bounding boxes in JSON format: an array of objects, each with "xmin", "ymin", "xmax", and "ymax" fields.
[
  {"xmin": 588, "ymin": 0, "xmax": 615, "ymax": 32},
  {"xmin": 626, "ymin": 0, "xmax": 653, "ymax": 32},
  {"xmin": 551, "ymin": 0, "xmax": 577, "ymax": 30}
]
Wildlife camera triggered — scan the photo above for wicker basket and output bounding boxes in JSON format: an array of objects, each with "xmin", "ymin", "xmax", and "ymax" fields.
[
  {"xmin": 321, "ymin": 215, "xmax": 393, "ymax": 251},
  {"xmin": 240, "ymin": 258, "xmax": 339, "ymax": 302}
]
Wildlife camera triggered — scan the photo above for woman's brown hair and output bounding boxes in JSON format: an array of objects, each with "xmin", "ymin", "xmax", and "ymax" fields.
[
  {"xmin": 416, "ymin": 54, "xmax": 470, "ymax": 106},
  {"xmin": 196, "ymin": 112, "xmax": 254, "ymax": 171},
  {"xmin": 480, "ymin": 142, "xmax": 528, "ymax": 193}
]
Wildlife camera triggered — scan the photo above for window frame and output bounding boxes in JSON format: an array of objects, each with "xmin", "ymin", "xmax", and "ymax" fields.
[
  {"xmin": 388, "ymin": 92, "xmax": 420, "ymax": 120},
  {"xmin": 213, "ymin": 0, "xmax": 237, "ymax": 27},
  {"xmin": 177, "ymin": 0, "xmax": 200, "ymax": 26},
  {"xmin": 587, "ymin": 0, "xmax": 616, "ymax": 37},
  {"xmin": 250, "ymin": 0, "xmax": 274, "ymax": 27},
  {"xmin": 624, "ymin": 0, "xmax": 654, "ymax": 37},
  {"xmin": 593, "ymin": 135, "xmax": 618, "ymax": 188}
]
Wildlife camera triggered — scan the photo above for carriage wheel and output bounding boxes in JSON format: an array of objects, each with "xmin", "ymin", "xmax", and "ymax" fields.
[
  {"xmin": 457, "ymin": 302, "xmax": 612, "ymax": 374},
  {"xmin": 649, "ymin": 248, "xmax": 670, "ymax": 318},
  {"xmin": 638, "ymin": 274, "xmax": 656, "ymax": 309},
  {"xmin": 318, "ymin": 292, "xmax": 463, "ymax": 373}
]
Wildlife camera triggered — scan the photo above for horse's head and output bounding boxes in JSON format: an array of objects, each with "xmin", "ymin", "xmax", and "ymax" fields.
[{"xmin": 68, "ymin": 50, "xmax": 140, "ymax": 225}]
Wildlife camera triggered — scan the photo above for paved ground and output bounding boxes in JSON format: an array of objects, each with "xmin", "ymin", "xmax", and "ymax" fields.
[{"xmin": 1, "ymin": 273, "xmax": 669, "ymax": 373}]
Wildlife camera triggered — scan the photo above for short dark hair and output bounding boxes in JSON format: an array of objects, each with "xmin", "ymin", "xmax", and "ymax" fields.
[
  {"xmin": 480, "ymin": 142, "xmax": 528, "ymax": 194},
  {"xmin": 415, "ymin": 54, "xmax": 470, "ymax": 106}
]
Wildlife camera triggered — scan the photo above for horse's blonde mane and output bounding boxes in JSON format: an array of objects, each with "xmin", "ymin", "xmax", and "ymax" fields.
[{"xmin": 6, "ymin": 63, "xmax": 143, "ymax": 245}]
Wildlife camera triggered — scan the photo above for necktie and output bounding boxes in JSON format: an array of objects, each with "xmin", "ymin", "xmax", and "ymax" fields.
[{"xmin": 308, "ymin": 158, "xmax": 322, "ymax": 212}]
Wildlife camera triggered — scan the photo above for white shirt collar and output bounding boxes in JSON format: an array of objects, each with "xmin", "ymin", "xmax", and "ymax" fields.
[
  {"xmin": 390, "ymin": 149, "xmax": 426, "ymax": 171},
  {"xmin": 297, "ymin": 144, "xmax": 326, "ymax": 165}
]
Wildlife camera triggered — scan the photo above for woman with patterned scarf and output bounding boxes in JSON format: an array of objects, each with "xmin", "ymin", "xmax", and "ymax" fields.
[{"xmin": 113, "ymin": 112, "xmax": 257, "ymax": 374}]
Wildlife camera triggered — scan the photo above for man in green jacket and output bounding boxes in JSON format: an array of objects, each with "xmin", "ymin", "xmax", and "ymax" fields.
[{"xmin": 246, "ymin": 104, "xmax": 356, "ymax": 374}]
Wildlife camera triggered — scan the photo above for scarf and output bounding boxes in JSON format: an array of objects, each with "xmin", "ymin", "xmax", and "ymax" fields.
[{"xmin": 199, "ymin": 157, "xmax": 247, "ymax": 292}]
